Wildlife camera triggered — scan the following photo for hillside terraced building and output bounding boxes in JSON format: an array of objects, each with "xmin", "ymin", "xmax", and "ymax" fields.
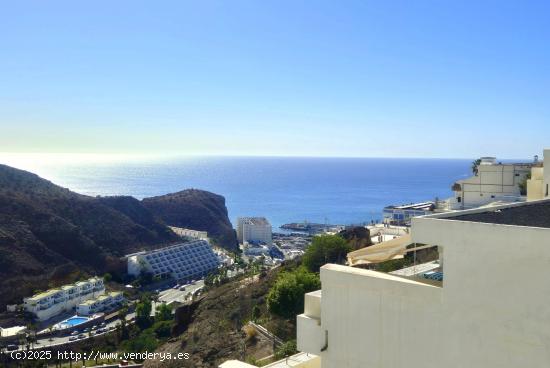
[
  {"xmin": 76, "ymin": 291, "xmax": 124, "ymax": 316},
  {"xmin": 297, "ymin": 199, "xmax": 550, "ymax": 367},
  {"xmin": 237, "ymin": 217, "xmax": 272, "ymax": 245},
  {"xmin": 23, "ymin": 277, "xmax": 105, "ymax": 321},
  {"xmin": 127, "ymin": 240, "xmax": 220, "ymax": 282}
]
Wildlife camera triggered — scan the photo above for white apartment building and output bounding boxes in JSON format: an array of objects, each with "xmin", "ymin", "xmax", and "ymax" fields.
[
  {"xmin": 76, "ymin": 291, "xmax": 125, "ymax": 316},
  {"xmin": 237, "ymin": 217, "xmax": 272, "ymax": 245},
  {"xmin": 127, "ymin": 240, "xmax": 220, "ymax": 281},
  {"xmin": 23, "ymin": 277, "xmax": 105, "ymax": 321},
  {"xmin": 169, "ymin": 226, "xmax": 208, "ymax": 240},
  {"xmin": 297, "ymin": 199, "xmax": 550, "ymax": 367},
  {"xmin": 449, "ymin": 156, "xmax": 532, "ymax": 210},
  {"xmin": 527, "ymin": 149, "xmax": 550, "ymax": 201}
]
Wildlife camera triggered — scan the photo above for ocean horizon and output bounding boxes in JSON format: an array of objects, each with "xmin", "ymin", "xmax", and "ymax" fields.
[{"xmin": 1, "ymin": 154, "xmax": 479, "ymax": 229}]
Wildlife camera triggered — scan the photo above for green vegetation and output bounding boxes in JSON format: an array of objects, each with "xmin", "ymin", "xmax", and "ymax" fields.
[
  {"xmin": 471, "ymin": 158, "xmax": 482, "ymax": 175},
  {"xmin": 302, "ymin": 234, "xmax": 352, "ymax": 272},
  {"xmin": 135, "ymin": 298, "xmax": 153, "ymax": 329},
  {"xmin": 519, "ymin": 172, "xmax": 531, "ymax": 196},
  {"xmin": 267, "ymin": 267, "xmax": 320, "ymax": 319},
  {"xmin": 118, "ymin": 300, "xmax": 175, "ymax": 359},
  {"xmin": 275, "ymin": 339, "xmax": 298, "ymax": 360}
]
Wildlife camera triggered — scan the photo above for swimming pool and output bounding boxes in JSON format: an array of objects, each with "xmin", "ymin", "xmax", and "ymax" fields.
[{"xmin": 54, "ymin": 316, "xmax": 90, "ymax": 330}]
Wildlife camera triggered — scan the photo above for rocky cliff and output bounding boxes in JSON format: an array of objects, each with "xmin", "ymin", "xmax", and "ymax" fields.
[{"xmin": 0, "ymin": 164, "xmax": 235, "ymax": 308}]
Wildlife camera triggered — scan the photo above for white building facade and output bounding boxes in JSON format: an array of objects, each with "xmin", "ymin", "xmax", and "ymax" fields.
[
  {"xmin": 169, "ymin": 226, "xmax": 208, "ymax": 240},
  {"xmin": 76, "ymin": 291, "xmax": 124, "ymax": 316},
  {"xmin": 449, "ymin": 157, "xmax": 531, "ymax": 210},
  {"xmin": 298, "ymin": 199, "xmax": 550, "ymax": 367},
  {"xmin": 127, "ymin": 240, "xmax": 220, "ymax": 281},
  {"xmin": 527, "ymin": 149, "xmax": 550, "ymax": 201},
  {"xmin": 23, "ymin": 277, "xmax": 105, "ymax": 321},
  {"xmin": 237, "ymin": 217, "xmax": 272, "ymax": 245}
]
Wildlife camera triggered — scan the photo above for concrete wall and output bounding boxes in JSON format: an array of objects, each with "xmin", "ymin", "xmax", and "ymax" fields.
[
  {"xmin": 299, "ymin": 207, "xmax": 550, "ymax": 367},
  {"xmin": 410, "ymin": 216, "xmax": 550, "ymax": 367}
]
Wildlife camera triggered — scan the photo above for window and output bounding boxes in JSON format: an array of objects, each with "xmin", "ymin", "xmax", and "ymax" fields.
[{"xmin": 457, "ymin": 196, "xmax": 462, "ymax": 203}]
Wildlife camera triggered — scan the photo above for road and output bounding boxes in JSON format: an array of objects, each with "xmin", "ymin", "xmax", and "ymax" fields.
[
  {"xmin": 157, "ymin": 280, "xmax": 204, "ymax": 305},
  {"xmin": 10, "ymin": 313, "xmax": 136, "ymax": 352}
]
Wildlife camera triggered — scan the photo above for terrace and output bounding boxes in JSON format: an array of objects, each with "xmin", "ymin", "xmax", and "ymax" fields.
[{"xmin": 297, "ymin": 199, "xmax": 550, "ymax": 368}]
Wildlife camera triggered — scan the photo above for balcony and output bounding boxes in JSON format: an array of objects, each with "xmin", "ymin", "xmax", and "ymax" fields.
[{"xmin": 297, "ymin": 290, "xmax": 325, "ymax": 355}]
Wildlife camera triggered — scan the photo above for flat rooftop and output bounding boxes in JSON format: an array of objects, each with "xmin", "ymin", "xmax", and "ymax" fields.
[
  {"xmin": 448, "ymin": 201, "xmax": 550, "ymax": 228},
  {"xmin": 240, "ymin": 217, "xmax": 270, "ymax": 225},
  {"xmin": 386, "ymin": 202, "xmax": 435, "ymax": 210}
]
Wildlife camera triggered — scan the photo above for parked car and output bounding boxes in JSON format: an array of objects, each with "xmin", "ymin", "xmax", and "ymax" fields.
[
  {"xmin": 6, "ymin": 344, "xmax": 18, "ymax": 351},
  {"xmin": 78, "ymin": 334, "xmax": 85, "ymax": 339},
  {"xmin": 179, "ymin": 286, "xmax": 186, "ymax": 291},
  {"xmin": 69, "ymin": 336, "xmax": 78, "ymax": 342},
  {"xmin": 70, "ymin": 331, "xmax": 79, "ymax": 336}
]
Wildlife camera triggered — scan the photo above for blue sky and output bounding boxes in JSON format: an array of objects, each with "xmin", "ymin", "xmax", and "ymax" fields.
[{"xmin": 0, "ymin": 0, "xmax": 549, "ymax": 158}]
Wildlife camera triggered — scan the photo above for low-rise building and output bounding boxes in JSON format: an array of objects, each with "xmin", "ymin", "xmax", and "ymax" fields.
[
  {"xmin": 127, "ymin": 240, "xmax": 220, "ymax": 282},
  {"xmin": 448, "ymin": 156, "xmax": 532, "ymax": 210},
  {"xmin": 76, "ymin": 291, "xmax": 124, "ymax": 316},
  {"xmin": 0, "ymin": 326, "xmax": 27, "ymax": 343},
  {"xmin": 23, "ymin": 277, "xmax": 105, "ymax": 321},
  {"xmin": 237, "ymin": 217, "xmax": 273, "ymax": 245},
  {"xmin": 169, "ymin": 226, "xmax": 208, "ymax": 240},
  {"xmin": 297, "ymin": 199, "xmax": 550, "ymax": 367},
  {"xmin": 527, "ymin": 149, "xmax": 550, "ymax": 201},
  {"xmin": 382, "ymin": 201, "xmax": 435, "ymax": 225}
]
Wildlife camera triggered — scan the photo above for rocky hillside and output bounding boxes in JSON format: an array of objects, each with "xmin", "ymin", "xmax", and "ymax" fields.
[
  {"xmin": 0, "ymin": 164, "xmax": 235, "ymax": 308},
  {"xmin": 144, "ymin": 264, "xmax": 296, "ymax": 368},
  {"xmin": 143, "ymin": 190, "xmax": 238, "ymax": 252}
]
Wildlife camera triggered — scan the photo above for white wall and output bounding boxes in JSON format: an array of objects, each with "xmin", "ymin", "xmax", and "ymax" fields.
[
  {"xmin": 544, "ymin": 149, "xmax": 550, "ymax": 197},
  {"xmin": 453, "ymin": 163, "xmax": 530, "ymax": 209},
  {"xmin": 299, "ymin": 205, "xmax": 550, "ymax": 367}
]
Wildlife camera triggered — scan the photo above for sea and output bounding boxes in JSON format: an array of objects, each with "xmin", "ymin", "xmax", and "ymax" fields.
[{"xmin": 0, "ymin": 154, "xmax": 475, "ymax": 229}]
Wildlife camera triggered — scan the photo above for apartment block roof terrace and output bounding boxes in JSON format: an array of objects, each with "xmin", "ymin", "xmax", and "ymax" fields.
[{"xmin": 443, "ymin": 199, "xmax": 550, "ymax": 228}]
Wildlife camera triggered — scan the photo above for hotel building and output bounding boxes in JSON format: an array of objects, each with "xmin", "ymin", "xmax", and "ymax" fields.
[
  {"xmin": 127, "ymin": 240, "xmax": 220, "ymax": 282},
  {"xmin": 23, "ymin": 277, "xmax": 105, "ymax": 321},
  {"xmin": 237, "ymin": 217, "xmax": 273, "ymax": 245},
  {"xmin": 296, "ymin": 199, "xmax": 550, "ymax": 367},
  {"xmin": 76, "ymin": 291, "xmax": 125, "ymax": 316}
]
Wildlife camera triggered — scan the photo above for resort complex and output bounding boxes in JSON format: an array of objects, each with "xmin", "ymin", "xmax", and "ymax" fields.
[
  {"xmin": 23, "ymin": 277, "xmax": 106, "ymax": 321},
  {"xmin": 126, "ymin": 239, "xmax": 221, "ymax": 282},
  {"xmin": 237, "ymin": 217, "xmax": 273, "ymax": 245},
  {"xmin": 76, "ymin": 291, "xmax": 125, "ymax": 316}
]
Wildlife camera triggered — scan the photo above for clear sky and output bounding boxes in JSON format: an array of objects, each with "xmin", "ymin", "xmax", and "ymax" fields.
[{"xmin": 1, "ymin": 0, "xmax": 549, "ymax": 158}]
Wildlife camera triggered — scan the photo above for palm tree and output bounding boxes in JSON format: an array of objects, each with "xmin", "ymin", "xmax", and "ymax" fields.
[{"xmin": 471, "ymin": 159, "xmax": 482, "ymax": 175}]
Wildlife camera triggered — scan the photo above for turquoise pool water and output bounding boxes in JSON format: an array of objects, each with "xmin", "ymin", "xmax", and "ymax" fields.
[
  {"xmin": 65, "ymin": 317, "xmax": 88, "ymax": 326},
  {"xmin": 57, "ymin": 316, "xmax": 89, "ymax": 328}
]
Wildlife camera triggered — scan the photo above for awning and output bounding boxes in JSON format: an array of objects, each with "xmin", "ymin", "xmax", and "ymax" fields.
[{"xmin": 347, "ymin": 234, "xmax": 412, "ymax": 266}]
